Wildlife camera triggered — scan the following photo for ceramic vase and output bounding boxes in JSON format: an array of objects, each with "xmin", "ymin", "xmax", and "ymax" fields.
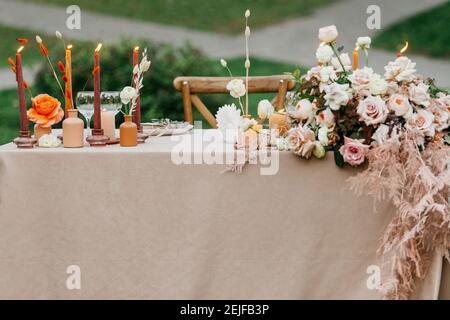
[
  {"xmin": 120, "ymin": 115, "xmax": 137, "ymax": 147},
  {"xmin": 63, "ymin": 109, "xmax": 84, "ymax": 148}
]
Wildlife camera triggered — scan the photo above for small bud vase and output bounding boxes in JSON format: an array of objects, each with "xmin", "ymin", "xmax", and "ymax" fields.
[
  {"xmin": 63, "ymin": 109, "xmax": 84, "ymax": 148},
  {"xmin": 34, "ymin": 124, "xmax": 52, "ymax": 141},
  {"xmin": 120, "ymin": 115, "xmax": 137, "ymax": 147}
]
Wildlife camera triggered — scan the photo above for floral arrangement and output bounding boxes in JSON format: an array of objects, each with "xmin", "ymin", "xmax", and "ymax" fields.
[
  {"xmin": 284, "ymin": 25, "xmax": 449, "ymax": 299},
  {"xmin": 216, "ymin": 9, "xmax": 275, "ymax": 147},
  {"xmin": 120, "ymin": 48, "xmax": 151, "ymax": 115}
]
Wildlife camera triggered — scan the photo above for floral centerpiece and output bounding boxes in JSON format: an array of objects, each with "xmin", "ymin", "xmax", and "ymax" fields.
[{"xmin": 283, "ymin": 25, "xmax": 449, "ymax": 299}]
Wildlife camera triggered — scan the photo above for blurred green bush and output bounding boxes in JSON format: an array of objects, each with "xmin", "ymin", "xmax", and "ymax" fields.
[{"xmin": 34, "ymin": 40, "xmax": 223, "ymax": 123}]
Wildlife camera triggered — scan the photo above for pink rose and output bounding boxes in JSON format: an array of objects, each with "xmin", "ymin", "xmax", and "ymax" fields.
[
  {"xmin": 357, "ymin": 95, "xmax": 388, "ymax": 125},
  {"xmin": 318, "ymin": 25, "xmax": 338, "ymax": 43},
  {"xmin": 339, "ymin": 137, "xmax": 370, "ymax": 166}
]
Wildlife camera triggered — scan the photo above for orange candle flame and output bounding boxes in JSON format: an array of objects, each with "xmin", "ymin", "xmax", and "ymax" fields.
[
  {"xmin": 134, "ymin": 46, "xmax": 139, "ymax": 52},
  {"xmin": 67, "ymin": 44, "xmax": 73, "ymax": 49},
  {"xmin": 95, "ymin": 43, "xmax": 102, "ymax": 52},
  {"xmin": 399, "ymin": 41, "xmax": 408, "ymax": 55}
]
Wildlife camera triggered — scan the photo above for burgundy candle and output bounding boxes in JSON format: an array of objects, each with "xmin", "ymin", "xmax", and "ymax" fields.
[
  {"xmin": 93, "ymin": 43, "xmax": 102, "ymax": 130},
  {"xmin": 16, "ymin": 46, "xmax": 28, "ymax": 132},
  {"xmin": 133, "ymin": 46, "xmax": 141, "ymax": 127}
]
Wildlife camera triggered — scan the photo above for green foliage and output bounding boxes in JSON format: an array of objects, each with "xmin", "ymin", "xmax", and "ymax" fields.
[
  {"xmin": 34, "ymin": 40, "xmax": 224, "ymax": 123},
  {"xmin": 373, "ymin": 2, "xmax": 450, "ymax": 58}
]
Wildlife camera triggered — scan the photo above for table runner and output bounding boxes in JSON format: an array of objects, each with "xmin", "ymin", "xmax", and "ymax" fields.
[{"xmin": 0, "ymin": 130, "xmax": 447, "ymax": 299}]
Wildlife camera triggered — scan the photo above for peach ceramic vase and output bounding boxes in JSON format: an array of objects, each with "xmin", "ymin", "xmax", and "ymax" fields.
[
  {"xmin": 34, "ymin": 124, "xmax": 52, "ymax": 141},
  {"xmin": 63, "ymin": 109, "xmax": 84, "ymax": 148},
  {"xmin": 120, "ymin": 115, "xmax": 137, "ymax": 147}
]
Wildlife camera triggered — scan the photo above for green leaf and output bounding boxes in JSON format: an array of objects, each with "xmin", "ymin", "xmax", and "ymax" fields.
[{"xmin": 333, "ymin": 143, "xmax": 344, "ymax": 168}]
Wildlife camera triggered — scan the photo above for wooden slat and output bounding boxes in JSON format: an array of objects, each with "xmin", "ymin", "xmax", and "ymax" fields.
[
  {"xmin": 174, "ymin": 75, "xmax": 295, "ymax": 94},
  {"xmin": 190, "ymin": 95, "xmax": 217, "ymax": 128},
  {"xmin": 182, "ymin": 81, "xmax": 193, "ymax": 124}
]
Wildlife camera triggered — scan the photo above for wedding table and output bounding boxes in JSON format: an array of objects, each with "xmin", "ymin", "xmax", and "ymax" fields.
[{"xmin": 0, "ymin": 129, "xmax": 448, "ymax": 299}]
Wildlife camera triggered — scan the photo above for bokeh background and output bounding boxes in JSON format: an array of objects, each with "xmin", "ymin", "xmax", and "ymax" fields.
[{"xmin": 0, "ymin": 0, "xmax": 449, "ymax": 144}]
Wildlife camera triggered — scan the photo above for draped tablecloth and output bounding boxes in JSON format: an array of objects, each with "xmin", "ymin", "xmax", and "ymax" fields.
[{"xmin": 0, "ymin": 129, "xmax": 448, "ymax": 299}]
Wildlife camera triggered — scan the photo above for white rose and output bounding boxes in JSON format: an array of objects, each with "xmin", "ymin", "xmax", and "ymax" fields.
[
  {"xmin": 356, "ymin": 36, "xmax": 371, "ymax": 50},
  {"xmin": 384, "ymin": 57, "xmax": 417, "ymax": 82},
  {"xmin": 290, "ymin": 99, "xmax": 314, "ymax": 121},
  {"xmin": 331, "ymin": 53, "xmax": 351, "ymax": 72},
  {"xmin": 369, "ymin": 74, "xmax": 388, "ymax": 95},
  {"xmin": 319, "ymin": 66, "xmax": 337, "ymax": 89},
  {"xmin": 120, "ymin": 86, "xmax": 138, "ymax": 105},
  {"xmin": 408, "ymin": 82, "xmax": 430, "ymax": 107},
  {"xmin": 318, "ymin": 25, "xmax": 338, "ymax": 43},
  {"xmin": 371, "ymin": 124, "xmax": 400, "ymax": 146},
  {"xmin": 239, "ymin": 117, "xmax": 257, "ymax": 132},
  {"xmin": 304, "ymin": 66, "xmax": 322, "ymax": 82},
  {"xmin": 406, "ymin": 110, "xmax": 435, "ymax": 137},
  {"xmin": 318, "ymin": 126, "xmax": 329, "ymax": 146},
  {"xmin": 323, "ymin": 82, "xmax": 352, "ymax": 111},
  {"xmin": 316, "ymin": 107, "xmax": 335, "ymax": 129},
  {"xmin": 387, "ymin": 94, "xmax": 413, "ymax": 118},
  {"xmin": 357, "ymin": 95, "xmax": 388, "ymax": 125},
  {"xmin": 38, "ymin": 134, "xmax": 61, "ymax": 148},
  {"xmin": 348, "ymin": 67, "xmax": 374, "ymax": 95},
  {"xmin": 257, "ymin": 99, "xmax": 274, "ymax": 120},
  {"xmin": 316, "ymin": 45, "xmax": 334, "ymax": 64},
  {"xmin": 226, "ymin": 79, "xmax": 246, "ymax": 99}
]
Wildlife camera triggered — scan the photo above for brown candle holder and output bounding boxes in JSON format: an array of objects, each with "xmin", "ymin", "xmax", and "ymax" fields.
[
  {"xmin": 13, "ymin": 130, "xmax": 37, "ymax": 148},
  {"xmin": 137, "ymin": 126, "xmax": 149, "ymax": 144},
  {"xmin": 86, "ymin": 128, "xmax": 109, "ymax": 147}
]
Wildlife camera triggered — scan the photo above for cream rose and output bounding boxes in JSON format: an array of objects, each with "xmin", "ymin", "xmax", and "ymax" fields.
[
  {"xmin": 387, "ymin": 94, "xmax": 413, "ymax": 118},
  {"xmin": 226, "ymin": 79, "xmax": 246, "ymax": 98},
  {"xmin": 316, "ymin": 45, "xmax": 334, "ymax": 64},
  {"xmin": 369, "ymin": 74, "xmax": 388, "ymax": 95},
  {"xmin": 318, "ymin": 25, "xmax": 338, "ymax": 43},
  {"xmin": 316, "ymin": 107, "xmax": 335, "ymax": 129},
  {"xmin": 289, "ymin": 99, "xmax": 314, "ymax": 121},
  {"xmin": 120, "ymin": 86, "xmax": 138, "ymax": 105},
  {"xmin": 356, "ymin": 36, "xmax": 371, "ymax": 50},
  {"xmin": 257, "ymin": 99, "xmax": 274, "ymax": 120},
  {"xmin": 384, "ymin": 57, "xmax": 417, "ymax": 82},
  {"xmin": 408, "ymin": 82, "xmax": 430, "ymax": 107},
  {"xmin": 38, "ymin": 134, "xmax": 61, "ymax": 148},
  {"xmin": 371, "ymin": 124, "xmax": 400, "ymax": 146},
  {"xmin": 357, "ymin": 95, "xmax": 388, "ymax": 125},
  {"xmin": 430, "ymin": 103, "xmax": 449, "ymax": 132},
  {"xmin": 331, "ymin": 53, "xmax": 351, "ymax": 72},
  {"xmin": 339, "ymin": 137, "xmax": 370, "ymax": 166},
  {"xmin": 323, "ymin": 82, "xmax": 351, "ymax": 110},
  {"xmin": 406, "ymin": 110, "xmax": 435, "ymax": 137},
  {"xmin": 348, "ymin": 67, "xmax": 374, "ymax": 95}
]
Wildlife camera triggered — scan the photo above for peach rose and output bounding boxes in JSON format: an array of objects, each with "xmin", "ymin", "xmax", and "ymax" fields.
[
  {"xmin": 27, "ymin": 94, "xmax": 63, "ymax": 128},
  {"xmin": 339, "ymin": 137, "xmax": 370, "ymax": 166}
]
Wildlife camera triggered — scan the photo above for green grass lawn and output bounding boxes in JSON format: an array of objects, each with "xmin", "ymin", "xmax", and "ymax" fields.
[
  {"xmin": 0, "ymin": 23, "xmax": 62, "ymax": 68},
  {"xmin": 373, "ymin": 2, "xmax": 450, "ymax": 58},
  {"xmin": 0, "ymin": 57, "xmax": 298, "ymax": 145},
  {"xmin": 21, "ymin": 0, "xmax": 338, "ymax": 34}
]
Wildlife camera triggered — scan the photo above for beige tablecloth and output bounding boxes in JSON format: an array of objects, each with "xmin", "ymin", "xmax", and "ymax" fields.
[{"xmin": 0, "ymin": 129, "xmax": 448, "ymax": 299}]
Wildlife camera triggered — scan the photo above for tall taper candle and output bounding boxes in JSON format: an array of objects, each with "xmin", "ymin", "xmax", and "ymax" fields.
[
  {"xmin": 93, "ymin": 43, "xmax": 102, "ymax": 130},
  {"xmin": 132, "ymin": 46, "xmax": 141, "ymax": 128},
  {"xmin": 65, "ymin": 44, "xmax": 73, "ymax": 117},
  {"xmin": 352, "ymin": 47, "xmax": 359, "ymax": 71},
  {"xmin": 16, "ymin": 46, "xmax": 27, "ymax": 132}
]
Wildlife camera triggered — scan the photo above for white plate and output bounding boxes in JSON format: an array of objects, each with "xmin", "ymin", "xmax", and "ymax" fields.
[{"xmin": 142, "ymin": 123, "xmax": 193, "ymax": 136}]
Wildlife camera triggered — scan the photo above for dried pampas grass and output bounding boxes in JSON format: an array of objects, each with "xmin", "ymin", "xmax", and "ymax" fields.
[{"xmin": 348, "ymin": 129, "xmax": 450, "ymax": 299}]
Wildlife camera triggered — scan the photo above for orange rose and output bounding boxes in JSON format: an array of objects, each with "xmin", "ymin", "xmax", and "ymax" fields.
[{"xmin": 27, "ymin": 94, "xmax": 63, "ymax": 127}]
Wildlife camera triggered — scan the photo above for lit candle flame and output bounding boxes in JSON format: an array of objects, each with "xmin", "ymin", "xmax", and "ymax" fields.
[
  {"xmin": 17, "ymin": 46, "xmax": 24, "ymax": 53},
  {"xmin": 67, "ymin": 44, "xmax": 73, "ymax": 49},
  {"xmin": 134, "ymin": 46, "xmax": 139, "ymax": 51},
  {"xmin": 399, "ymin": 41, "xmax": 408, "ymax": 55},
  {"xmin": 95, "ymin": 43, "xmax": 102, "ymax": 52}
]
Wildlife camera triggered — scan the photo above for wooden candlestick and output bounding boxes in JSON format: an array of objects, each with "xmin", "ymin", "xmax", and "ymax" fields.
[
  {"xmin": 13, "ymin": 47, "xmax": 36, "ymax": 148},
  {"xmin": 87, "ymin": 44, "xmax": 109, "ymax": 146},
  {"xmin": 132, "ymin": 46, "xmax": 148, "ymax": 144}
]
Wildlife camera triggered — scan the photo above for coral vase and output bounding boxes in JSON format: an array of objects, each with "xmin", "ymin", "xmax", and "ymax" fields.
[
  {"xmin": 120, "ymin": 115, "xmax": 137, "ymax": 147},
  {"xmin": 63, "ymin": 109, "xmax": 84, "ymax": 148},
  {"xmin": 34, "ymin": 124, "xmax": 52, "ymax": 141}
]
